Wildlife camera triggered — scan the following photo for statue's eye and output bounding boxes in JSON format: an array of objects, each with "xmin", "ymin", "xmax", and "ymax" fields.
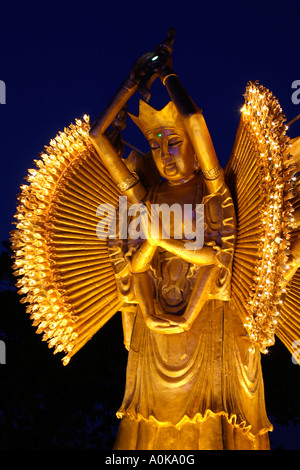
[
  {"xmin": 168, "ymin": 139, "xmax": 183, "ymax": 148},
  {"xmin": 150, "ymin": 141, "xmax": 160, "ymax": 150}
]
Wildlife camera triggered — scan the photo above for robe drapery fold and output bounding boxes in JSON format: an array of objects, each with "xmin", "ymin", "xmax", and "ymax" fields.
[{"xmin": 114, "ymin": 300, "xmax": 272, "ymax": 450}]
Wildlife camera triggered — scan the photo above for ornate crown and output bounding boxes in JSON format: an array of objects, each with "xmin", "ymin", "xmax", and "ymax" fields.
[{"xmin": 128, "ymin": 100, "xmax": 184, "ymax": 137}]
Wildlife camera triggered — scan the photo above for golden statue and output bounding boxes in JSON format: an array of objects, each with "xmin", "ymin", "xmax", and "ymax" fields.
[{"xmin": 10, "ymin": 30, "xmax": 300, "ymax": 450}]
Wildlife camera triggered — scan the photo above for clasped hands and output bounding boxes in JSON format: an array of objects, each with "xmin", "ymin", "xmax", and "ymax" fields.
[
  {"xmin": 128, "ymin": 29, "xmax": 175, "ymax": 100},
  {"xmin": 131, "ymin": 201, "xmax": 221, "ymax": 334}
]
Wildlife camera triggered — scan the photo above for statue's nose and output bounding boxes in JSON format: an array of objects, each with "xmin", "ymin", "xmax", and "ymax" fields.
[{"xmin": 161, "ymin": 143, "xmax": 172, "ymax": 162}]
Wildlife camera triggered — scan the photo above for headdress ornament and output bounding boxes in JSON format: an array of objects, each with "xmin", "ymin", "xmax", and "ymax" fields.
[{"xmin": 128, "ymin": 100, "xmax": 184, "ymax": 137}]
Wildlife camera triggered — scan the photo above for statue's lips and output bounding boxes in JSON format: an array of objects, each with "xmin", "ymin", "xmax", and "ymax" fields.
[{"xmin": 163, "ymin": 161, "xmax": 177, "ymax": 176}]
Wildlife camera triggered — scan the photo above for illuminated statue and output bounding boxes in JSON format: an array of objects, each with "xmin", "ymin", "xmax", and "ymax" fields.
[{"xmin": 11, "ymin": 30, "xmax": 300, "ymax": 450}]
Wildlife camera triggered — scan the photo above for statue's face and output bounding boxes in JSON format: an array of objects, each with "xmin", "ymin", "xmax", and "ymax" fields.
[{"xmin": 147, "ymin": 127, "xmax": 197, "ymax": 184}]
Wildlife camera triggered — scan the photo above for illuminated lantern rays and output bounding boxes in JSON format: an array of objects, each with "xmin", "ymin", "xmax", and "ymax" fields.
[
  {"xmin": 226, "ymin": 81, "xmax": 295, "ymax": 354},
  {"xmin": 11, "ymin": 115, "xmax": 123, "ymax": 365}
]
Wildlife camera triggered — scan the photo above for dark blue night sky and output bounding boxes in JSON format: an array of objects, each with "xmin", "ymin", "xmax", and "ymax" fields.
[
  {"xmin": 1, "ymin": 1, "xmax": 300, "ymax": 243},
  {"xmin": 1, "ymin": 0, "xmax": 300, "ymax": 451}
]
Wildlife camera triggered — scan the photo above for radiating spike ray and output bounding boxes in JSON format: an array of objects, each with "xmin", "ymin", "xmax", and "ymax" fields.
[
  {"xmin": 69, "ymin": 281, "xmax": 116, "ymax": 309},
  {"xmin": 60, "ymin": 169, "xmax": 120, "ymax": 204},
  {"xmin": 59, "ymin": 179, "xmax": 107, "ymax": 208},
  {"xmin": 66, "ymin": 306, "xmax": 123, "ymax": 363},
  {"xmin": 51, "ymin": 249, "xmax": 108, "ymax": 259},
  {"xmin": 281, "ymin": 296, "xmax": 300, "ymax": 312},
  {"xmin": 56, "ymin": 267, "xmax": 113, "ymax": 286},
  {"xmin": 73, "ymin": 308, "xmax": 121, "ymax": 347},
  {"xmin": 63, "ymin": 278, "xmax": 116, "ymax": 303},
  {"xmin": 85, "ymin": 148, "xmax": 119, "ymax": 181},
  {"xmin": 235, "ymin": 242, "xmax": 260, "ymax": 250},
  {"xmin": 54, "ymin": 263, "xmax": 112, "ymax": 281},
  {"xmin": 275, "ymin": 332, "xmax": 300, "ymax": 365},
  {"xmin": 56, "ymin": 214, "xmax": 111, "ymax": 236},
  {"xmin": 75, "ymin": 160, "xmax": 120, "ymax": 196},
  {"xmin": 54, "ymin": 197, "xmax": 99, "ymax": 217},
  {"xmin": 48, "ymin": 227, "xmax": 99, "ymax": 239},
  {"xmin": 73, "ymin": 294, "xmax": 120, "ymax": 327},
  {"xmin": 231, "ymin": 279, "xmax": 249, "ymax": 304},
  {"xmin": 50, "ymin": 238, "xmax": 107, "ymax": 247},
  {"xmin": 234, "ymin": 180, "xmax": 261, "ymax": 211},
  {"xmin": 55, "ymin": 188, "xmax": 119, "ymax": 212},
  {"xmin": 50, "ymin": 230, "xmax": 99, "ymax": 240},
  {"xmin": 234, "ymin": 260, "xmax": 255, "ymax": 278},
  {"xmin": 236, "ymin": 191, "xmax": 262, "ymax": 217},
  {"xmin": 74, "ymin": 291, "xmax": 118, "ymax": 319},
  {"xmin": 236, "ymin": 203, "xmax": 261, "ymax": 226},
  {"xmin": 234, "ymin": 230, "xmax": 262, "ymax": 242},
  {"xmin": 60, "ymin": 272, "xmax": 115, "ymax": 294},
  {"xmin": 54, "ymin": 258, "xmax": 112, "ymax": 273},
  {"xmin": 280, "ymin": 323, "xmax": 299, "ymax": 342},
  {"xmin": 284, "ymin": 288, "xmax": 300, "ymax": 304},
  {"xmin": 277, "ymin": 317, "xmax": 300, "ymax": 341},
  {"xmin": 69, "ymin": 157, "xmax": 121, "ymax": 197},
  {"xmin": 50, "ymin": 207, "xmax": 101, "ymax": 226},
  {"xmin": 50, "ymin": 252, "xmax": 110, "ymax": 265},
  {"xmin": 48, "ymin": 218, "xmax": 103, "ymax": 233},
  {"xmin": 278, "ymin": 311, "xmax": 300, "ymax": 334},
  {"xmin": 235, "ymin": 159, "xmax": 258, "ymax": 192},
  {"xmin": 236, "ymin": 219, "xmax": 262, "ymax": 235},
  {"xmin": 232, "ymin": 264, "xmax": 254, "ymax": 286}
]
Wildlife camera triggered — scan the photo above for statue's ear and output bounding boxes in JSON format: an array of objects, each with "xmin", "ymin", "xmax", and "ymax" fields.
[{"xmin": 125, "ymin": 150, "xmax": 161, "ymax": 191}]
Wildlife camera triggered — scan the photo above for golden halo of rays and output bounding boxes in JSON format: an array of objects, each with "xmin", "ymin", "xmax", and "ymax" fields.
[
  {"xmin": 225, "ymin": 81, "xmax": 295, "ymax": 355},
  {"xmin": 11, "ymin": 116, "xmax": 122, "ymax": 365}
]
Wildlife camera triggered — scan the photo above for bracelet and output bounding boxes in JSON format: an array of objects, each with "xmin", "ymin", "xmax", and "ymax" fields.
[
  {"xmin": 122, "ymin": 77, "xmax": 139, "ymax": 92},
  {"xmin": 135, "ymin": 249, "xmax": 152, "ymax": 266},
  {"xmin": 177, "ymin": 246, "xmax": 185, "ymax": 258},
  {"xmin": 162, "ymin": 73, "xmax": 178, "ymax": 86},
  {"xmin": 117, "ymin": 173, "xmax": 139, "ymax": 192},
  {"xmin": 138, "ymin": 249, "xmax": 152, "ymax": 260},
  {"xmin": 189, "ymin": 250, "xmax": 196, "ymax": 263},
  {"xmin": 202, "ymin": 165, "xmax": 221, "ymax": 181}
]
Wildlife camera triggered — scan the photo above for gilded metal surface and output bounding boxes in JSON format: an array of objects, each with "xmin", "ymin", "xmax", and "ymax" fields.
[
  {"xmin": 202, "ymin": 165, "xmax": 221, "ymax": 180},
  {"xmin": 117, "ymin": 173, "xmax": 139, "ymax": 191},
  {"xmin": 11, "ymin": 30, "xmax": 300, "ymax": 450}
]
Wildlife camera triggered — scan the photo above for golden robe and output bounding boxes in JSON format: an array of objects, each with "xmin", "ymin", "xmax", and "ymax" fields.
[{"xmin": 111, "ymin": 173, "xmax": 273, "ymax": 450}]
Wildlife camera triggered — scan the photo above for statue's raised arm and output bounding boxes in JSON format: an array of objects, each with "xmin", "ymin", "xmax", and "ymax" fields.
[
  {"xmin": 156, "ymin": 44, "xmax": 224, "ymax": 194},
  {"xmin": 89, "ymin": 29, "xmax": 224, "ymax": 201}
]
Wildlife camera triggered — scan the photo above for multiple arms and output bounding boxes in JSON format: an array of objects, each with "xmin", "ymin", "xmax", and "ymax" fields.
[{"xmin": 89, "ymin": 32, "xmax": 228, "ymax": 334}]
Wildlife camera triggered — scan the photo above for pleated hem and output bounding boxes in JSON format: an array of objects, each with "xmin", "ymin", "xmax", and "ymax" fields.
[
  {"xmin": 113, "ymin": 413, "xmax": 271, "ymax": 450},
  {"xmin": 116, "ymin": 409, "xmax": 273, "ymax": 440}
]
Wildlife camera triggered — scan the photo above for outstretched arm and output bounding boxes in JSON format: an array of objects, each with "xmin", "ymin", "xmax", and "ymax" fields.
[
  {"xmin": 89, "ymin": 76, "xmax": 146, "ymax": 203},
  {"xmin": 88, "ymin": 30, "xmax": 175, "ymax": 203},
  {"xmin": 149, "ymin": 44, "xmax": 224, "ymax": 193}
]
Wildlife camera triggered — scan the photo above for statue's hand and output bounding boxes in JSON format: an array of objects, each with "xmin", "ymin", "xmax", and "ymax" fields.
[
  {"xmin": 129, "ymin": 31, "xmax": 175, "ymax": 100},
  {"xmin": 140, "ymin": 201, "xmax": 159, "ymax": 247},
  {"xmin": 157, "ymin": 313, "xmax": 192, "ymax": 332},
  {"xmin": 129, "ymin": 52, "xmax": 162, "ymax": 102},
  {"xmin": 130, "ymin": 28, "xmax": 175, "ymax": 84},
  {"xmin": 145, "ymin": 313, "xmax": 185, "ymax": 334},
  {"xmin": 129, "ymin": 52, "xmax": 161, "ymax": 84}
]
